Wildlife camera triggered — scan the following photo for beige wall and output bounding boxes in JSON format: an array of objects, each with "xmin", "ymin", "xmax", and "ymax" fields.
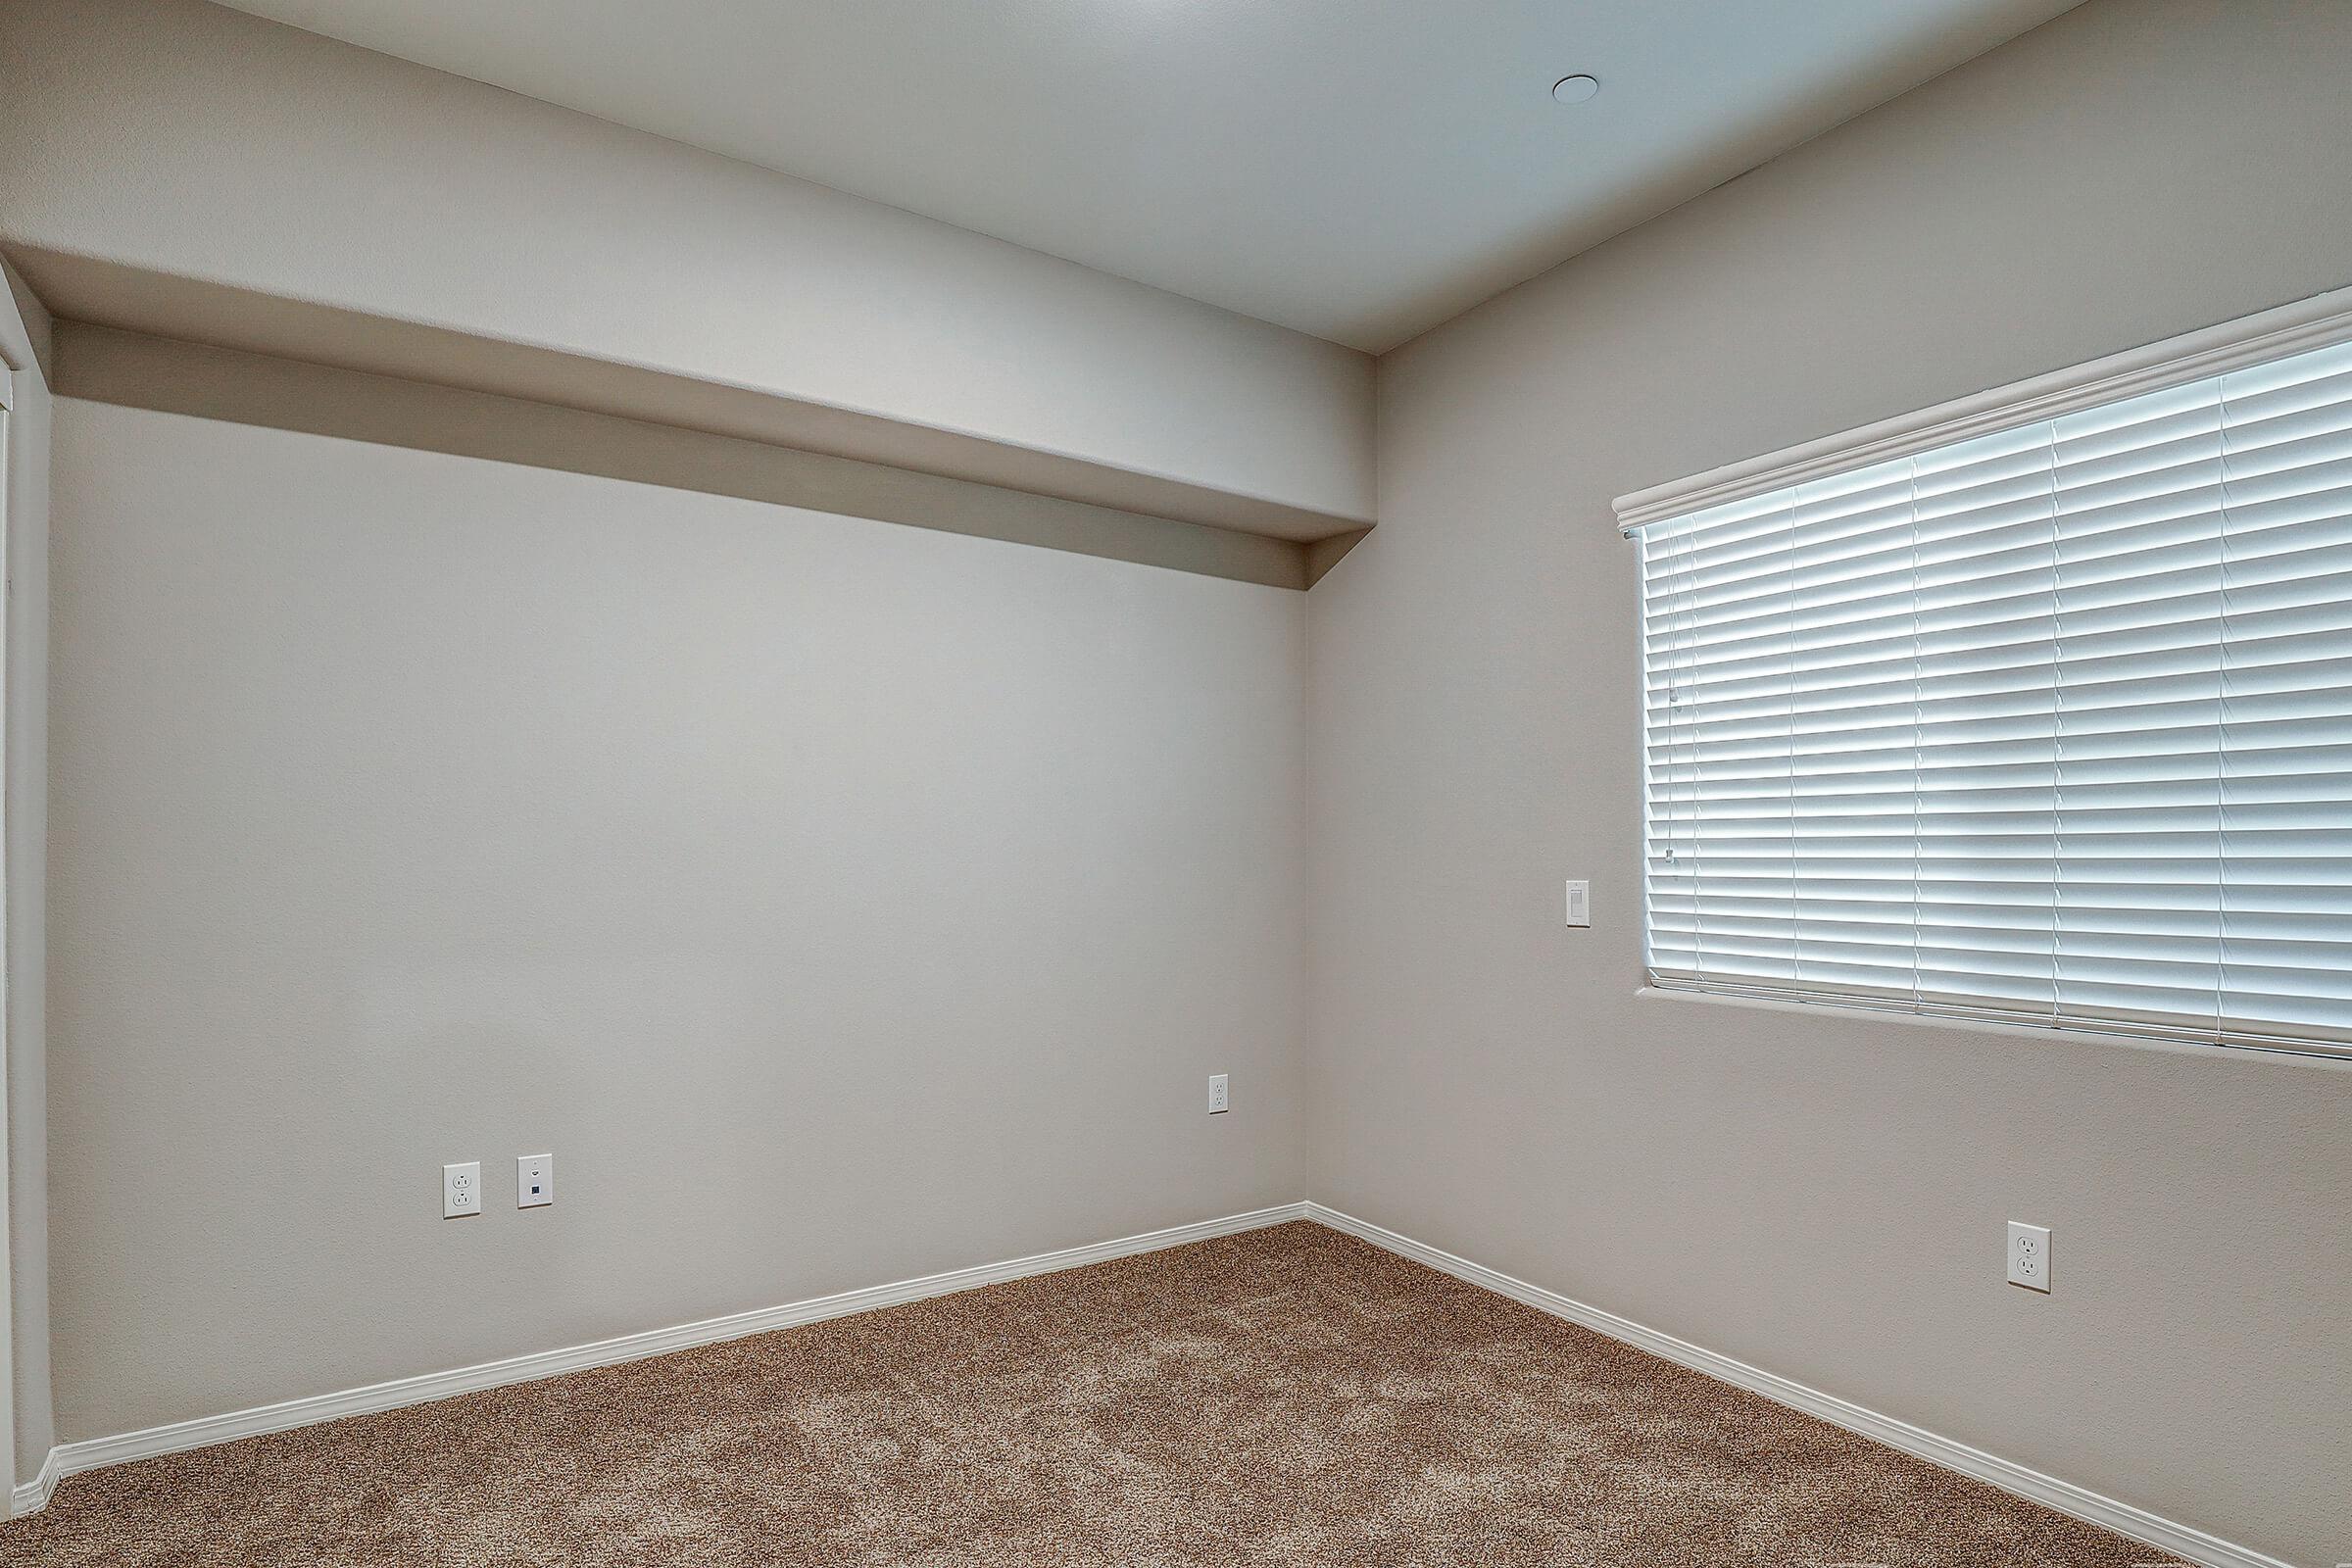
[
  {"xmin": 1307, "ymin": 3, "xmax": 2352, "ymax": 1563},
  {"xmin": 0, "ymin": 0, "xmax": 1373, "ymax": 534},
  {"xmin": 47, "ymin": 397, "xmax": 1309, "ymax": 1441},
  {"xmin": 2, "ymin": 261, "xmax": 55, "ymax": 1492}
]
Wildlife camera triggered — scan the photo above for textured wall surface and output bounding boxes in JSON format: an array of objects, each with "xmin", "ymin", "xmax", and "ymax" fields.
[
  {"xmin": 48, "ymin": 398, "xmax": 1309, "ymax": 1440},
  {"xmin": 1307, "ymin": 3, "xmax": 2352, "ymax": 1562}
]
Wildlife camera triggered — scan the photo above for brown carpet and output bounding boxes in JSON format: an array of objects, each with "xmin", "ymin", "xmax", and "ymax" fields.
[{"xmin": 0, "ymin": 1221, "xmax": 2171, "ymax": 1567}]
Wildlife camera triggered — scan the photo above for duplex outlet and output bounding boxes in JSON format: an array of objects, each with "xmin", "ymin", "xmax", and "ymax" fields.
[
  {"xmin": 1207, "ymin": 1074, "xmax": 1229, "ymax": 1114},
  {"xmin": 442, "ymin": 1161, "xmax": 481, "ymax": 1219},
  {"xmin": 2007, "ymin": 1221, "xmax": 2051, "ymax": 1292}
]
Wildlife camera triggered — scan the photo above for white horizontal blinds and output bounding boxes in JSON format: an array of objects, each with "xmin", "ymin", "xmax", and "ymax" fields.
[
  {"xmin": 1909, "ymin": 420, "xmax": 2061, "ymax": 1017},
  {"xmin": 1641, "ymin": 487, "xmax": 1795, "ymax": 988},
  {"xmin": 1786, "ymin": 459, "xmax": 1923, "ymax": 1000},
  {"xmin": 2216, "ymin": 339, "xmax": 2352, "ymax": 1047},
  {"xmin": 1637, "ymin": 332, "xmax": 2352, "ymax": 1054},
  {"xmin": 2048, "ymin": 377, "xmax": 2227, "ymax": 1035}
]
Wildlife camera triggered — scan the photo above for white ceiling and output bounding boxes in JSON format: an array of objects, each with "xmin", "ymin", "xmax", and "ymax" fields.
[{"xmin": 214, "ymin": 0, "xmax": 2081, "ymax": 353}]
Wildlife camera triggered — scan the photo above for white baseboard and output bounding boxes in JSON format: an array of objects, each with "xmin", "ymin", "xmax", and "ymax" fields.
[
  {"xmin": 1302, "ymin": 1202, "xmax": 2289, "ymax": 1568},
  {"xmin": 10, "ymin": 1201, "xmax": 1308, "ymax": 1519},
  {"xmin": 9, "ymin": 1448, "xmax": 59, "ymax": 1519},
  {"xmin": 9, "ymin": 1198, "xmax": 2293, "ymax": 1568}
]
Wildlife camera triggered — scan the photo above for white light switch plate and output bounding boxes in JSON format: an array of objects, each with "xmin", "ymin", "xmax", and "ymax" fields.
[
  {"xmin": 1565, "ymin": 879, "xmax": 1591, "ymax": 927},
  {"xmin": 2007, "ymin": 1221, "xmax": 2051, "ymax": 1292},
  {"xmin": 442, "ymin": 1161, "xmax": 481, "ymax": 1219},
  {"xmin": 516, "ymin": 1152, "xmax": 553, "ymax": 1208}
]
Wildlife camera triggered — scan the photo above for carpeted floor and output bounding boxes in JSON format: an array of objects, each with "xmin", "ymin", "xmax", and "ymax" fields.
[{"xmin": 0, "ymin": 1221, "xmax": 2171, "ymax": 1567}]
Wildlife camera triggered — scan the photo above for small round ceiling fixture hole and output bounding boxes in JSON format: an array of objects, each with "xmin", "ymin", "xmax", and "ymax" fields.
[{"xmin": 1551, "ymin": 74, "xmax": 1600, "ymax": 105}]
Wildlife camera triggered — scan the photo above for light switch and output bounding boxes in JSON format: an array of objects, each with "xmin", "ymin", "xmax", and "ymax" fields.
[{"xmin": 1565, "ymin": 879, "xmax": 1591, "ymax": 927}]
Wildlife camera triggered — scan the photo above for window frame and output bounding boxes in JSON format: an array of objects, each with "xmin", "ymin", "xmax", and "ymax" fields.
[{"xmin": 1613, "ymin": 284, "xmax": 2352, "ymax": 1062}]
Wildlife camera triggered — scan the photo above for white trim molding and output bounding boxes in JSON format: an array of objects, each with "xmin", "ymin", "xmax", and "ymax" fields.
[
  {"xmin": 9, "ymin": 1448, "xmax": 59, "ymax": 1520},
  {"xmin": 1614, "ymin": 280, "xmax": 2352, "ymax": 532},
  {"xmin": 9, "ymin": 1202, "xmax": 1307, "ymax": 1519},
  {"xmin": 8, "ymin": 1198, "xmax": 2289, "ymax": 1568},
  {"xmin": 1304, "ymin": 1203, "xmax": 2289, "ymax": 1568}
]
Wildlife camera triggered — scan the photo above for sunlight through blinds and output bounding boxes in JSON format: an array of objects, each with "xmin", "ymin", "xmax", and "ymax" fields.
[{"xmin": 1636, "ymin": 335, "xmax": 2352, "ymax": 1056}]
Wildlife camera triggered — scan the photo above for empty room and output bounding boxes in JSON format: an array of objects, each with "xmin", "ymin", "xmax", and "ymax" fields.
[{"xmin": 0, "ymin": 0, "xmax": 2343, "ymax": 1563}]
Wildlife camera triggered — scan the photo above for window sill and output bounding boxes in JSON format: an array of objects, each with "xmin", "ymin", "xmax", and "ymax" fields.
[{"xmin": 1632, "ymin": 985, "xmax": 2352, "ymax": 1068}]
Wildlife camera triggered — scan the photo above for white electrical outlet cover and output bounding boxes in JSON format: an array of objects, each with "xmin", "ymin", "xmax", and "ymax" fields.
[
  {"xmin": 517, "ymin": 1152, "xmax": 554, "ymax": 1208},
  {"xmin": 443, "ymin": 1161, "xmax": 482, "ymax": 1219},
  {"xmin": 1207, "ymin": 1073, "xmax": 1229, "ymax": 1114},
  {"xmin": 2007, "ymin": 1221, "xmax": 2051, "ymax": 1292}
]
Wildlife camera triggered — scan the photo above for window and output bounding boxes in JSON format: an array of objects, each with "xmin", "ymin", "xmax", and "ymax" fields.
[{"xmin": 1624, "ymin": 298, "xmax": 2352, "ymax": 1057}]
